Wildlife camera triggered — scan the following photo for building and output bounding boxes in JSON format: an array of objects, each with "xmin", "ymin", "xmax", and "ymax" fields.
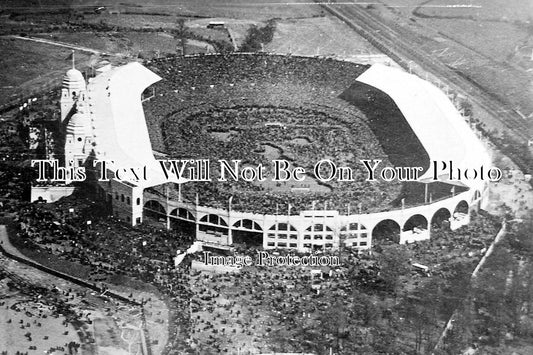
[{"xmin": 37, "ymin": 55, "xmax": 493, "ymax": 251}]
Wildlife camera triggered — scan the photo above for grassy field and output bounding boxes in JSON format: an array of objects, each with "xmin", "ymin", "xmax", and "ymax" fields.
[
  {"xmin": 372, "ymin": 0, "xmax": 533, "ymax": 22},
  {"xmin": 0, "ymin": 29, "xmax": 216, "ymax": 106},
  {"xmin": 369, "ymin": 0, "xmax": 533, "ymax": 117},
  {"xmin": 0, "ymin": 37, "xmax": 92, "ymax": 106},
  {"xmin": 266, "ymin": 15, "xmax": 381, "ymax": 57},
  {"xmin": 3, "ymin": 0, "xmax": 324, "ymax": 20},
  {"xmin": 424, "ymin": 19, "xmax": 528, "ymax": 62},
  {"xmin": 414, "ymin": 0, "xmax": 533, "ymax": 22}
]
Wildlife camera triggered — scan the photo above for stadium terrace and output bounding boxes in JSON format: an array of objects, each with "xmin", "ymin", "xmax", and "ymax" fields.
[{"xmin": 31, "ymin": 53, "xmax": 493, "ymax": 252}]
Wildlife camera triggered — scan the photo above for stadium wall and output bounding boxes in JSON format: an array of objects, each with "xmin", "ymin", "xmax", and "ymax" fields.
[
  {"xmin": 141, "ymin": 186, "xmax": 484, "ymax": 251},
  {"xmin": 83, "ymin": 56, "xmax": 491, "ymax": 252}
]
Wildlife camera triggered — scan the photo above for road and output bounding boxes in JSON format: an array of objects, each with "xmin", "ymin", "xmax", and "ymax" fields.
[
  {"xmin": 318, "ymin": 1, "xmax": 533, "ymax": 171},
  {"xmin": 3, "ymin": 34, "xmax": 104, "ymax": 54}
]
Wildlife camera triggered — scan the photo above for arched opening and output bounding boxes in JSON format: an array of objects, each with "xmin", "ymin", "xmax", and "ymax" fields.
[
  {"xmin": 267, "ymin": 223, "xmax": 298, "ymax": 249},
  {"xmin": 372, "ymin": 219, "xmax": 401, "ymax": 244},
  {"xmin": 169, "ymin": 208, "xmax": 196, "ymax": 235},
  {"xmin": 232, "ymin": 219, "xmax": 263, "ymax": 247},
  {"xmin": 233, "ymin": 219, "xmax": 262, "ymax": 230},
  {"xmin": 431, "ymin": 208, "xmax": 451, "ymax": 229},
  {"xmin": 199, "ymin": 214, "xmax": 228, "ymax": 235},
  {"xmin": 451, "ymin": 200, "xmax": 470, "ymax": 230},
  {"xmin": 143, "ymin": 200, "xmax": 166, "ymax": 223},
  {"xmin": 454, "ymin": 200, "xmax": 469, "ymax": 215},
  {"xmin": 403, "ymin": 214, "xmax": 428, "ymax": 232},
  {"xmin": 200, "ymin": 214, "xmax": 228, "ymax": 226},
  {"xmin": 170, "ymin": 208, "xmax": 195, "ymax": 221}
]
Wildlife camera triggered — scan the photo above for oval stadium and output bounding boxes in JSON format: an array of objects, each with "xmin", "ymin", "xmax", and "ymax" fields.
[{"xmin": 51, "ymin": 53, "xmax": 492, "ymax": 252}]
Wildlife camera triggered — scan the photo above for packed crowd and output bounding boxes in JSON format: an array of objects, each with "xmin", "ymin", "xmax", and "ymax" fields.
[
  {"xmin": 143, "ymin": 54, "xmax": 408, "ymax": 215},
  {"xmin": 185, "ymin": 212, "xmax": 501, "ymax": 354},
  {"xmin": 8, "ymin": 187, "xmax": 501, "ymax": 354}
]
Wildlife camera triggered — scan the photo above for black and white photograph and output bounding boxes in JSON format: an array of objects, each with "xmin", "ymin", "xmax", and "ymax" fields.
[{"xmin": 0, "ymin": 0, "xmax": 532, "ymax": 354}]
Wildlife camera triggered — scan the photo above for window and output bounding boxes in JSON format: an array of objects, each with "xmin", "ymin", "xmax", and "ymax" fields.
[
  {"xmin": 126, "ymin": 197, "xmax": 131, "ymax": 205},
  {"xmin": 277, "ymin": 242, "xmax": 287, "ymax": 248},
  {"xmin": 115, "ymin": 193, "xmax": 119, "ymax": 200},
  {"xmin": 126, "ymin": 216, "xmax": 131, "ymax": 222},
  {"xmin": 267, "ymin": 242, "xmax": 275, "ymax": 247},
  {"xmin": 136, "ymin": 217, "xmax": 141, "ymax": 224},
  {"xmin": 136, "ymin": 198, "xmax": 140, "ymax": 205},
  {"xmin": 289, "ymin": 243, "xmax": 297, "ymax": 248},
  {"xmin": 360, "ymin": 241, "xmax": 367, "ymax": 246},
  {"xmin": 121, "ymin": 194, "xmax": 124, "ymax": 202}
]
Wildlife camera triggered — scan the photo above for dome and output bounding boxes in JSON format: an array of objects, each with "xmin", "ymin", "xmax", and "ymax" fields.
[
  {"xmin": 62, "ymin": 68, "xmax": 86, "ymax": 92},
  {"xmin": 66, "ymin": 111, "xmax": 90, "ymax": 136}
]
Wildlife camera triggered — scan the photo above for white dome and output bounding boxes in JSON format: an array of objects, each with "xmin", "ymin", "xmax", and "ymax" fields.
[
  {"xmin": 66, "ymin": 111, "xmax": 89, "ymax": 136},
  {"xmin": 63, "ymin": 68, "xmax": 86, "ymax": 92}
]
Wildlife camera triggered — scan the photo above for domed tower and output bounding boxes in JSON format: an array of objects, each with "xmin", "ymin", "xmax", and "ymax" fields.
[
  {"xmin": 60, "ymin": 55, "xmax": 86, "ymax": 123},
  {"xmin": 64, "ymin": 102, "xmax": 92, "ymax": 167}
]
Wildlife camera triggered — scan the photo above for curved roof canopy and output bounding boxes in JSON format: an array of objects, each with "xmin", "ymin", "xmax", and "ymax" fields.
[
  {"xmin": 87, "ymin": 62, "xmax": 172, "ymax": 187},
  {"xmin": 356, "ymin": 64, "xmax": 490, "ymax": 189}
]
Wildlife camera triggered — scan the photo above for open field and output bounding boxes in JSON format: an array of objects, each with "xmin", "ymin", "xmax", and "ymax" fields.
[
  {"xmin": 370, "ymin": 0, "xmax": 533, "ymax": 22},
  {"xmin": 414, "ymin": 0, "xmax": 533, "ymax": 22},
  {"xmin": 0, "ymin": 30, "xmax": 213, "ymax": 107},
  {"xmin": 266, "ymin": 15, "xmax": 382, "ymax": 58},
  {"xmin": 424, "ymin": 19, "xmax": 529, "ymax": 63},
  {"xmin": 0, "ymin": 37, "xmax": 92, "ymax": 106},
  {"xmin": 371, "ymin": 0, "xmax": 533, "ymax": 111},
  {"xmin": 2, "ymin": 0, "xmax": 324, "ymax": 20}
]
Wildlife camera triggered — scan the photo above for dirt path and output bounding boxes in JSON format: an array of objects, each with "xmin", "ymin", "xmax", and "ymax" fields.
[{"xmin": 2, "ymin": 35, "xmax": 104, "ymax": 55}]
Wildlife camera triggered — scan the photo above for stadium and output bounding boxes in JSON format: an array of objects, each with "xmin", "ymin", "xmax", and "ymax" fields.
[{"xmin": 52, "ymin": 53, "xmax": 492, "ymax": 252}]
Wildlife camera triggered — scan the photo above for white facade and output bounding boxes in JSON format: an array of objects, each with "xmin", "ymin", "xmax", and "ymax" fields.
[
  {"xmin": 57, "ymin": 58, "xmax": 491, "ymax": 252},
  {"xmin": 60, "ymin": 68, "xmax": 86, "ymax": 122}
]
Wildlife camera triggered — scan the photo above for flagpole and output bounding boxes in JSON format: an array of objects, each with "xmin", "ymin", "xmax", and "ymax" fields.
[{"xmin": 228, "ymin": 196, "xmax": 233, "ymax": 245}]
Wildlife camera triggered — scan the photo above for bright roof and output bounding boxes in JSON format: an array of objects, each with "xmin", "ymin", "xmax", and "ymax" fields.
[{"xmin": 357, "ymin": 64, "xmax": 490, "ymax": 189}]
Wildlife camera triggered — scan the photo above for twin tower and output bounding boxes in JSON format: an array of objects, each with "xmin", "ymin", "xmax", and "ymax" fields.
[{"xmin": 60, "ymin": 64, "xmax": 92, "ymax": 168}]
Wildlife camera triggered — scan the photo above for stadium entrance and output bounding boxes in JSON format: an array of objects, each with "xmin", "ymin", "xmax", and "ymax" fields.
[
  {"xmin": 372, "ymin": 219, "xmax": 401, "ymax": 243},
  {"xmin": 232, "ymin": 230, "xmax": 263, "ymax": 247},
  {"xmin": 143, "ymin": 200, "xmax": 166, "ymax": 226},
  {"xmin": 431, "ymin": 208, "xmax": 452, "ymax": 229},
  {"xmin": 232, "ymin": 219, "xmax": 263, "ymax": 248},
  {"xmin": 169, "ymin": 208, "xmax": 196, "ymax": 236}
]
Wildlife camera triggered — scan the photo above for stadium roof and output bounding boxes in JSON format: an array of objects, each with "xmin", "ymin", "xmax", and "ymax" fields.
[
  {"xmin": 357, "ymin": 64, "xmax": 490, "ymax": 189},
  {"xmin": 87, "ymin": 62, "xmax": 177, "ymax": 187}
]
